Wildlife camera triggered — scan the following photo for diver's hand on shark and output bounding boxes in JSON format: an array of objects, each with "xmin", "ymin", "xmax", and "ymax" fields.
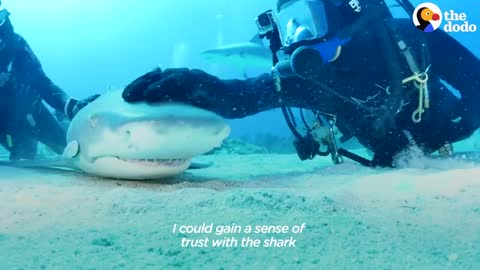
[
  {"xmin": 123, "ymin": 68, "xmax": 196, "ymax": 102},
  {"xmin": 122, "ymin": 68, "xmax": 221, "ymax": 109},
  {"xmin": 122, "ymin": 67, "xmax": 164, "ymax": 102},
  {"xmin": 65, "ymin": 94, "xmax": 101, "ymax": 120},
  {"xmin": 142, "ymin": 68, "xmax": 197, "ymax": 102}
]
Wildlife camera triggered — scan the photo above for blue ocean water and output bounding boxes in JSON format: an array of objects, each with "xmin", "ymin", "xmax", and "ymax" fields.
[{"xmin": 6, "ymin": 0, "xmax": 479, "ymax": 143}]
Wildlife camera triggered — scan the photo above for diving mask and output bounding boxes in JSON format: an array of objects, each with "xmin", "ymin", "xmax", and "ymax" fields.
[{"xmin": 276, "ymin": 0, "xmax": 329, "ymax": 50}]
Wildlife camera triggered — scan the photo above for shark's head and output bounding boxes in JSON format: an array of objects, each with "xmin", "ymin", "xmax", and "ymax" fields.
[{"xmin": 66, "ymin": 90, "xmax": 230, "ymax": 179}]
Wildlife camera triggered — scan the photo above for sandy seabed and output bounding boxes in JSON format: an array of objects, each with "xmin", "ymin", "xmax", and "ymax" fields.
[{"xmin": 0, "ymin": 150, "xmax": 479, "ymax": 269}]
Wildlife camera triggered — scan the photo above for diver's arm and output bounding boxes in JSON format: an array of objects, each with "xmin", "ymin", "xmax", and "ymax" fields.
[
  {"xmin": 124, "ymin": 68, "xmax": 289, "ymax": 119},
  {"xmin": 210, "ymin": 73, "xmax": 282, "ymax": 118},
  {"xmin": 122, "ymin": 68, "xmax": 328, "ymax": 119},
  {"xmin": 14, "ymin": 35, "xmax": 70, "ymax": 112},
  {"xmin": 209, "ymin": 74, "xmax": 344, "ymax": 118},
  {"xmin": 427, "ymin": 30, "xmax": 480, "ymax": 104}
]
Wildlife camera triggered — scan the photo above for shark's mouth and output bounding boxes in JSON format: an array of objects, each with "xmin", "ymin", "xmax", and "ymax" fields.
[{"xmin": 115, "ymin": 157, "xmax": 189, "ymax": 167}]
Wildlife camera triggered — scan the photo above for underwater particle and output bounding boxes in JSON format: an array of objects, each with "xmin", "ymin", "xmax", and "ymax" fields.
[
  {"xmin": 195, "ymin": 199, "xmax": 214, "ymax": 207},
  {"xmin": 322, "ymin": 196, "xmax": 334, "ymax": 204},
  {"xmin": 91, "ymin": 238, "xmax": 114, "ymax": 247},
  {"xmin": 448, "ymin": 253, "xmax": 459, "ymax": 262},
  {"xmin": 165, "ymin": 249, "xmax": 182, "ymax": 257}
]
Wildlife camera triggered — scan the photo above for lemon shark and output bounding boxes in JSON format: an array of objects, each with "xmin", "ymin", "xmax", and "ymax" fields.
[
  {"xmin": 200, "ymin": 36, "xmax": 273, "ymax": 74},
  {"xmin": 0, "ymin": 90, "xmax": 230, "ymax": 180}
]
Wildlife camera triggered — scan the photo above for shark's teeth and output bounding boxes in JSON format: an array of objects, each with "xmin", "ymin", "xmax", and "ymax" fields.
[{"xmin": 119, "ymin": 158, "xmax": 187, "ymax": 167}]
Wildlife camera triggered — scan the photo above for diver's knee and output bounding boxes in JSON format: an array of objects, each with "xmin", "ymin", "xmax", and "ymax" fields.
[
  {"xmin": 10, "ymin": 143, "xmax": 38, "ymax": 160},
  {"xmin": 372, "ymin": 152, "xmax": 395, "ymax": 168}
]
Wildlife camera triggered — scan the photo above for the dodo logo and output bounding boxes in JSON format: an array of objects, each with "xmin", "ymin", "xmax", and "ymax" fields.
[
  {"xmin": 413, "ymin": 2, "xmax": 477, "ymax": 33},
  {"xmin": 413, "ymin": 3, "xmax": 442, "ymax": 32}
]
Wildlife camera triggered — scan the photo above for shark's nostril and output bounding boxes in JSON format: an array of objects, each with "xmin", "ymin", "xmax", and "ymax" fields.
[{"xmin": 89, "ymin": 117, "xmax": 98, "ymax": 128}]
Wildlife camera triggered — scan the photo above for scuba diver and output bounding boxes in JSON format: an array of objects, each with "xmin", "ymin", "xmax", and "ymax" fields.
[
  {"xmin": 0, "ymin": 4, "xmax": 96, "ymax": 160},
  {"xmin": 122, "ymin": 0, "xmax": 480, "ymax": 167}
]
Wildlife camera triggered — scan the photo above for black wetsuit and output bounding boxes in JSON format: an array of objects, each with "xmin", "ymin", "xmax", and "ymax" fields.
[
  {"xmin": 123, "ymin": 19, "xmax": 480, "ymax": 166},
  {"xmin": 0, "ymin": 32, "xmax": 68, "ymax": 159}
]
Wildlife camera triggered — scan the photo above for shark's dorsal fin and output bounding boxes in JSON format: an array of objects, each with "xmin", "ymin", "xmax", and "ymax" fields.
[{"xmin": 249, "ymin": 34, "xmax": 264, "ymax": 45}]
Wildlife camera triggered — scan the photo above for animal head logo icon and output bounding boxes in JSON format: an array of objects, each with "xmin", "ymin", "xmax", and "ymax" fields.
[{"xmin": 413, "ymin": 3, "xmax": 442, "ymax": 32}]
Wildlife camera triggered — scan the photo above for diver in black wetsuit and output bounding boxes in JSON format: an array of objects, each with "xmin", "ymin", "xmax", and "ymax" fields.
[
  {"xmin": 0, "ymin": 6, "xmax": 96, "ymax": 160},
  {"xmin": 122, "ymin": 0, "xmax": 480, "ymax": 167}
]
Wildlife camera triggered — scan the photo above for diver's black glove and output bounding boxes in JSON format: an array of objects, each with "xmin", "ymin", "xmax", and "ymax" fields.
[
  {"xmin": 372, "ymin": 110, "xmax": 396, "ymax": 138},
  {"xmin": 65, "ymin": 94, "xmax": 101, "ymax": 120},
  {"xmin": 293, "ymin": 133, "xmax": 320, "ymax": 161},
  {"xmin": 122, "ymin": 68, "xmax": 221, "ymax": 106},
  {"xmin": 371, "ymin": 95, "xmax": 402, "ymax": 138},
  {"xmin": 122, "ymin": 67, "xmax": 164, "ymax": 102}
]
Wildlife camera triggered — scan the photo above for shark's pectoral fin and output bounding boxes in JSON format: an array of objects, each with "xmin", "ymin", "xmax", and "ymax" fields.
[
  {"xmin": 0, "ymin": 141, "xmax": 80, "ymax": 170},
  {"xmin": 0, "ymin": 156, "xmax": 72, "ymax": 170},
  {"xmin": 188, "ymin": 162, "xmax": 214, "ymax": 170},
  {"xmin": 63, "ymin": 141, "xmax": 80, "ymax": 159}
]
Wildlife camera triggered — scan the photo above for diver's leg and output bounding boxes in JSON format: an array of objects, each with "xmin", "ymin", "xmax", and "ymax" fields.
[
  {"xmin": 416, "ymin": 81, "xmax": 478, "ymax": 151},
  {"xmin": 9, "ymin": 133, "xmax": 38, "ymax": 160},
  {"xmin": 368, "ymin": 81, "xmax": 477, "ymax": 166},
  {"xmin": 370, "ymin": 132, "xmax": 410, "ymax": 167},
  {"xmin": 0, "ymin": 118, "xmax": 38, "ymax": 160},
  {"xmin": 10, "ymin": 139, "xmax": 38, "ymax": 160},
  {"xmin": 0, "ymin": 132, "xmax": 12, "ymax": 158},
  {"xmin": 452, "ymin": 101, "xmax": 480, "ymax": 142},
  {"xmin": 31, "ymin": 103, "xmax": 67, "ymax": 154},
  {"xmin": 0, "ymin": 112, "xmax": 33, "ymax": 159}
]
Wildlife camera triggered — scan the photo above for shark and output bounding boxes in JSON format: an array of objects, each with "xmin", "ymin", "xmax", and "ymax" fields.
[
  {"xmin": 200, "ymin": 36, "xmax": 273, "ymax": 74},
  {"xmin": 0, "ymin": 90, "xmax": 230, "ymax": 180}
]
